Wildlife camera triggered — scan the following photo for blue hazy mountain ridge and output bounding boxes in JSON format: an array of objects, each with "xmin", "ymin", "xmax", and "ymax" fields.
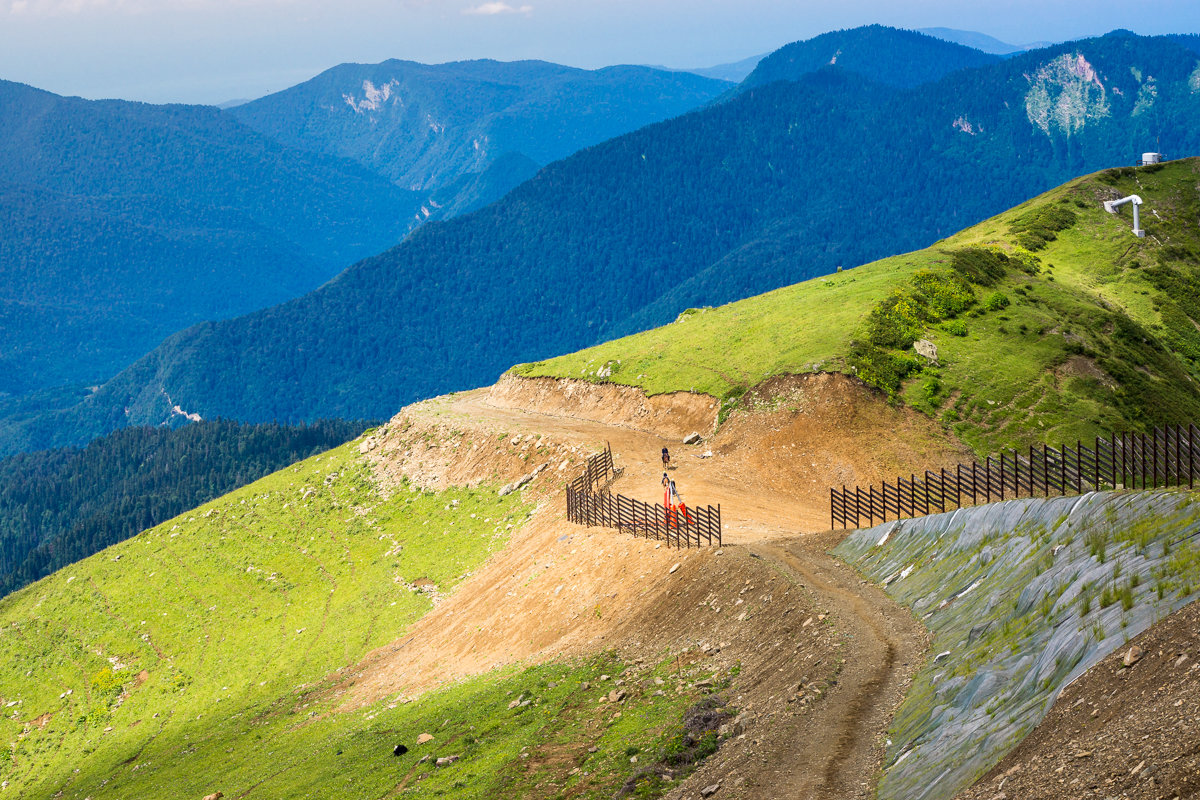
[
  {"xmin": 918, "ymin": 27, "xmax": 1057, "ymax": 56},
  {"xmin": 227, "ymin": 59, "xmax": 733, "ymax": 194},
  {"xmin": 8, "ymin": 29, "xmax": 1200, "ymax": 454},
  {"xmin": 738, "ymin": 25, "xmax": 1001, "ymax": 90},
  {"xmin": 0, "ymin": 61, "xmax": 727, "ymax": 403},
  {"xmin": 0, "ymin": 79, "xmax": 424, "ymax": 395}
]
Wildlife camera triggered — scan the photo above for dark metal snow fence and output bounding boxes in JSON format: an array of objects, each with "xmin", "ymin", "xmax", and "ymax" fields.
[
  {"xmin": 565, "ymin": 445, "xmax": 721, "ymax": 548},
  {"xmin": 830, "ymin": 423, "xmax": 1200, "ymax": 530}
]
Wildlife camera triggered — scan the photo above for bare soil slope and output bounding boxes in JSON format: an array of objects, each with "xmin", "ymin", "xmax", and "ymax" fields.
[
  {"xmin": 956, "ymin": 598, "xmax": 1200, "ymax": 800},
  {"xmin": 328, "ymin": 373, "xmax": 957, "ymax": 797}
]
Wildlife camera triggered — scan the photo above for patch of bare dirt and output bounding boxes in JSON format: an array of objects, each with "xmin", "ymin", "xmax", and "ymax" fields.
[
  {"xmin": 488, "ymin": 374, "xmax": 719, "ymax": 440},
  {"xmin": 956, "ymin": 598, "xmax": 1200, "ymax": 800},
  {"xmin": 1055, "ymin": 354, "xmax": 1118, "ymax": 390}
]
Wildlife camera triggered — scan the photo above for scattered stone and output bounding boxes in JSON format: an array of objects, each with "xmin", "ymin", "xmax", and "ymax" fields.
[
  {"xmin": 608, "ymin": 689, "xmax": 626, "ymax": 703},
  {"xmin": 684, "ymin": 432, "xmax": 703, "ymax": 445},
  {"xmin": 1123, "ymin": 645, "xmax": 1144, "ymax": 667},
  {"xmin": 203, "ymin": 793, "xmax": 223, "ymax": 800},
  {"xmin": 416, "ymin": 733, "xmax": 434, "ymax": 745},
  {"xmin": 700, "ymin": 782, "xmax": 721, "ymax": 797},
  {"xmin": 435, "ymin": 755, "xmax": 460, "ymax": 767},
  {"xmin": 914, "ymin": 338, "xmax": 939, "ymax": 365},
  {"xmin": 669, "ymin": 563, "xmax": 681, "ymax": 574},
  {"xmin": 588, "ymin": 746, "xmax": 599, "ymax": 753}
]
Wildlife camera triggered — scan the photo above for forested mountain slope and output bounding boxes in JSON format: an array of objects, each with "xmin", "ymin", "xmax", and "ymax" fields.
[
  {"xmin": 13, "ymin": 32, "xmax": 1200, "ymax": 452},
  {"xmin": 739, "ymin": 24, "xmax": 999, "ymax": 90},
  {"xmin": 0, "ymin": 81, "xmax": 421, "ymax": 395},
  {"xmin": 228, "ymin": 59, "xmax": 731, "ymax": 192}
]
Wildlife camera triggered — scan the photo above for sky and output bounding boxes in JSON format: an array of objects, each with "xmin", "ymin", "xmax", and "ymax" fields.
[{"xmin": 3, "ymin": 0, "xmax": 1200, "ymax": 105}]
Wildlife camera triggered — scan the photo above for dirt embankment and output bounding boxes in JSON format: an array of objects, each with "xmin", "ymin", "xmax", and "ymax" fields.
[
  {"xmin": 488, "ymin": 374, "xmax": 719, "ymax": 440},
  {"xmin": 336, "ymin": 372, "xmax": 955, "ymax": 797},
  {"xmin": 359, "ymin": 398, "xmax": 587, "ymax": 495},
  {"xmin": 956, "ymin": 597, "xmax": 1200, "ymax": 800},
  {"xmin": 707, "ymin": 372, "xmax": 974, "ymax": 522}
]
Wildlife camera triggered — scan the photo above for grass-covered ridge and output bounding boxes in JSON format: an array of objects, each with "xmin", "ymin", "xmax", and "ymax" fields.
[{"xmin": 513, "ymin": 158, "xmax": 1200, "ymax": 455}]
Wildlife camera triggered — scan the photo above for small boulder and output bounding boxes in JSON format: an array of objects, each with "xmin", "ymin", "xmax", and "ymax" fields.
[
  {"xmin": 435, "ymin": 755, "xmax": 460, "ymax": 767},
  {"xmin": 683, "ymin": 432, "xmax": 703, "ymax": 445},
  {"xmin": 914, "ymin": 338, "xmax": 939, "ymax": 365},
  {"xmin": 608, "ymin": 689, "xmax": 627, "ymax": 703},
  {"xmin": 700, "ymin": 782, "xmax": 721, "ymax": 797},
  {"xmin": 416, "ymin": 733, "xmax": 434, "ymax": 745},
  {"xmin": 203, "ymin": 794, "xmax": 223, "ymax": 800},
  {"xmin": 1123, "ymin": 645, "xmax": 1144, "ymax": 667}
]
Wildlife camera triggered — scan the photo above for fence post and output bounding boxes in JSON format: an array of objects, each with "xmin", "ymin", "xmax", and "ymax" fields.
[
  {"xmin": 1191, "ymin": 424, "xmax": 1196, "ymax": 490},
  {"xmin": 831, "ymin": 488, "xmax": 837, "ymax": 531},
  {"xmin": 1111, "ymin": 432, "xmax": 1117, "ymax": 491},
  {"xmin": 1151, "ymin": 430, "xmax": 1158, "ymax": 489}
]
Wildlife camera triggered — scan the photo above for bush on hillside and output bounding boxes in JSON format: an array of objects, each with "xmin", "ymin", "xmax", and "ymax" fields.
[
  {"xmin": 950, "ymin": 247, "xmax": 1010, "ymax": 286},
  {"xmin": 1008, "ymin": 203, "xmax": 1078, "ymax": 251},
  {"xmin": 847, "ymin": 342, "xmax": 923, "ymax": 396}
]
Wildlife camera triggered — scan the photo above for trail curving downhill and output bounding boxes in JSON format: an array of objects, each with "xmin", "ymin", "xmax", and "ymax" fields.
[{"xmin": 350, "ymin": 378, "xmax": 950, "ymax": 798}]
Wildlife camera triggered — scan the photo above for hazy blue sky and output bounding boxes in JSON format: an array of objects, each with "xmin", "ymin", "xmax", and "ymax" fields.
[{"xmin": 3, "ymin": 0, "xmax": 1200, "ymax": 105}]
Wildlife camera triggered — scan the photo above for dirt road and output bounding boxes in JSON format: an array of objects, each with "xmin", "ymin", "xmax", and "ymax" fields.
[{"xmin": 350, "ymin": 381, "xmax": 935, "ymax": 798}]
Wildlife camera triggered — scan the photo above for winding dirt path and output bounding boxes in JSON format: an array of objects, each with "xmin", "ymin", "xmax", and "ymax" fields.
[
  {"xmin": 352, "ymin": 382, "xmax": 938, "ymax": 798},
  {"xmin": 732, "ymin": 537, "xmax": 924, "ymax": 800}
]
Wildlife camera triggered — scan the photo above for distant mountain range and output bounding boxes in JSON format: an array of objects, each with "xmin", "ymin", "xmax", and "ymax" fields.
[
  {"xmin": 740, "ymin": 25, "xmax": 1000, "ymax": 90},
  {"xmin": 14, "ymin": 28, "xmax": 1200, "ymax": 454},
  {"xmin": 0, "ymin": 80, "xmax": 421, "ymax": 396},
  {"xmin": 227, "ymin": 60, "xmax": 731, "ymax": 192},
  {"xmin": 0, "ymin": 63, "xmax": 731, "ymax": 405},
  {"xmin": 918, "ymin": 27, "xmax": 1057, "ymax": 56}
]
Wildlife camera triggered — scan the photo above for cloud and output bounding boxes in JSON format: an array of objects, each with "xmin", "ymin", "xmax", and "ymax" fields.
[{"xmin": 462, "ymin": 2, "xmax": 531, "ymax": 15}]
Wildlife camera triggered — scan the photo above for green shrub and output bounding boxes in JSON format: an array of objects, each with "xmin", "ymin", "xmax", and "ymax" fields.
[
  {"xmin": 1009, "ymin": 204, "xmax": 1078, "ymax": 251},
  {"xmin": 939, "ymin": 319, "xmax": 968, "ymax": 336},
  {"xmin": 984, "ymin": 292, "xmax": 1011, "ymax": 312},
  {"xmin": 847, "ymin": 343, "xmax": 923, "ymax": 396},
  {"xmin": 910, "ymin": 269, "xmax": 975, "ymax": 318},
  {"xmin": 950, "ymin": 247, "xmax": 1009, "ymax": 286}
]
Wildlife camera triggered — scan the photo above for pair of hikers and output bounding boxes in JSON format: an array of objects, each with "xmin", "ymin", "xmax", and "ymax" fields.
[{"xmin": 661, "ymin": 471, "xmax": 682, "ymax": 506}]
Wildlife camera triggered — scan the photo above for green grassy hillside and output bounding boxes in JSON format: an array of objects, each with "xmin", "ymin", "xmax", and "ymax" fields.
[
  {"xmin": 0, "ymin": 438, "xmax": 717, "ymax": 799},
  {"xmin": 513, "ymin": 158, "xmax": 1200, "ymax": 454}
]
